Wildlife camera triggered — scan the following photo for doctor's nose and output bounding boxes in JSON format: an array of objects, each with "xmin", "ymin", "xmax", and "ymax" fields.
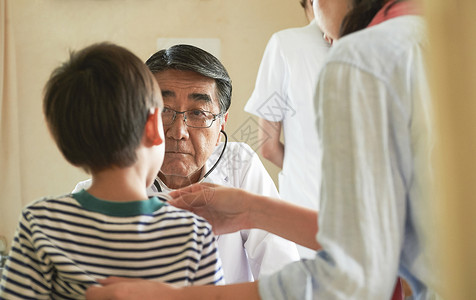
[{"xmin": 165, "ymin": 113, "xmax": 190, "ymax": 140}]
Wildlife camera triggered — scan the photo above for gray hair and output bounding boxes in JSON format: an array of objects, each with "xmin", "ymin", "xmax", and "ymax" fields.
[{"xmin": 145, "ymin": 44, "xmax": 232, "ymax": 114}]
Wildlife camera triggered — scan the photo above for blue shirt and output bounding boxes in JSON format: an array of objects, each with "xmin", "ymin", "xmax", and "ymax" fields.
[{"xmin": 259, "ymin": 16, "xmax": 441, "ymax": 299}]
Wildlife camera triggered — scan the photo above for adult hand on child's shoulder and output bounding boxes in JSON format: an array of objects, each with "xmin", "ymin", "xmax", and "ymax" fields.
[{"xmin": 86, "ymin": 277, "xmax": 179, "ymax": 300}]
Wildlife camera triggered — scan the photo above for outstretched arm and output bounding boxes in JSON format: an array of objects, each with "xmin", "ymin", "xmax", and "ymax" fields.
[
  {"xmin": 86, "ymin": 277, "xmax": 260, "ymax": 300},
  {"xmin": 169, "ymin": 183, "xmax": 320, "ymax": 250}
]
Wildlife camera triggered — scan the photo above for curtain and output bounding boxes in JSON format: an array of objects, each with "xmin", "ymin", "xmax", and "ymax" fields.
[{"xmin": 0, "ymin": 0, "xmax": 22, "ymax": 249}]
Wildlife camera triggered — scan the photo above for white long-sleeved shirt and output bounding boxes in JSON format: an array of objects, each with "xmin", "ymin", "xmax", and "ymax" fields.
[{"xmin": 259, "ymin": 15, "xmax": 440, "ymax": 299}]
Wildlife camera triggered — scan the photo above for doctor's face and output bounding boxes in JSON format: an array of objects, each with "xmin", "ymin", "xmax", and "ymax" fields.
[
  {"xmin": 154, "ymin": 69, "xmax": 225, "ymax": 187},
  {"xmin": 313, "ymin": 0, "xmax": 351, "ymax": 40}
]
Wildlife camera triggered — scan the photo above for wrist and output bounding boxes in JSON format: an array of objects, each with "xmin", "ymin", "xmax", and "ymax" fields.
[{"xmin": 246, "ymin": 192, "xmax": 269, "ymax": 231}]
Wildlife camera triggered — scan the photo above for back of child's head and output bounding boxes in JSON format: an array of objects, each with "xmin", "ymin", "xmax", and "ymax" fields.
[{"xmin": 43, "ymin": 42, "xmax": 161, "ymax": 173}]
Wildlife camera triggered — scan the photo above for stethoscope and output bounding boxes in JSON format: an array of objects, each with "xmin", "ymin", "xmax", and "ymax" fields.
[{"xmin": 153, "ymin": 130, "xmax": 228, "ymax": 193}]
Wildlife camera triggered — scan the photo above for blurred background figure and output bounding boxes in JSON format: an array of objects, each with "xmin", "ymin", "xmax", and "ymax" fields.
[{"xmin": 245, "ymin": 0, "xmax": 330, "ymax": 258}]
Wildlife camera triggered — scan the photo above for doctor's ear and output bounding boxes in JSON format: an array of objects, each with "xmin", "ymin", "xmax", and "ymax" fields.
[
  {"xmin": 215, "ymin": 112, "xmax": 228, "ymax": 146},
  {"xmin": 145, "ymin": 108, "xmax": 164, "ymax": 146},
  {"xmin": 220, "ymin": 112, "xmax": 229, "ymax": 131}
]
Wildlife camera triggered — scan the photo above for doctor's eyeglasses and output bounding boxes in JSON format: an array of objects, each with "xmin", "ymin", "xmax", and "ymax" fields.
[{"xmin": 161, "ymin": 107, "xmax": 223, "ymax": 128}]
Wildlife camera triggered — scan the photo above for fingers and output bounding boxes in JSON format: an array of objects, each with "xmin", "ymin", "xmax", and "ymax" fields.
[
  {"xmin": 98, "ymin": 277, "xmax": 139, "ymax": 285},
  {"xmin": 168, "ymin": 184, "xmax": 198, "ymax": 198},
  {"xmin": 86, "ymin": 285, "xmax": 119, "ymax": 300},
  {"xmin": 85, "ymin": 286, "xmax": 102, "ymax": 300},
  {"xmin": 86, "ymin": 277, "xmax": 142, "ymax": 300},
  {"xmin": 169, "ymin": 183, "xmax": 217, "ymax": 209},
  {"xmin": 169, "ymin": 182, "xmax": 217, "ymax": 197}
]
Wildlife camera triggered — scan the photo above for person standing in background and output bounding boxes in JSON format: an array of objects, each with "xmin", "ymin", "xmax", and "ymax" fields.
[{"xmin": 245, "ymin": 0, "xmax": 330, "ymax": 258}]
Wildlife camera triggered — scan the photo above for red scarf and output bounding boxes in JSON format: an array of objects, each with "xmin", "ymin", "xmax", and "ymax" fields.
[{"xmin": 367, "ymin": 0, "xmax": 422, "ymax": 28}]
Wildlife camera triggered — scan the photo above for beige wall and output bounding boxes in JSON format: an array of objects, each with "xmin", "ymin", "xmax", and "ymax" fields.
[
  {"xmin": 425, "ymin": 0, "xmax": 476, "ymax": 298},
  {"xmin": 1, "ymin": 0, "xmax": 306, "ymax": 243}
]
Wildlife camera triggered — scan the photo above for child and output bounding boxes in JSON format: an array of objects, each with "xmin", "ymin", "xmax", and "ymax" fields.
[{"xmin": 0, "ymin": 43, "xmax": 223, "ymax": 299}]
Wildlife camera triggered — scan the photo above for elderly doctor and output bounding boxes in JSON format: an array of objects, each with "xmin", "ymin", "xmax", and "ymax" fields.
[{"xmin": 73, "ymin": 44, "xmax": 300, "ymax": 284}]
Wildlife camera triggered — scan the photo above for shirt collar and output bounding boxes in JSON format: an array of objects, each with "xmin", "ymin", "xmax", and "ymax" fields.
[
  {"xmin": 367, "ymin": 0, "xmax": 422, "ymax": 28},
  {"xmin": 73, "ymin": 189, "xmax": 165, "ymax": 217}
]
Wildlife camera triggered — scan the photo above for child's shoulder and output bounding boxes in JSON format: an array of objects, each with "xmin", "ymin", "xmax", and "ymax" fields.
[
  {"xmin": 158, "ymin": 203, "xmax": 213, "ymax": 228},
  {"xmin": 23, "ymin": 193, "xmax": 80, "ymax": 214}
]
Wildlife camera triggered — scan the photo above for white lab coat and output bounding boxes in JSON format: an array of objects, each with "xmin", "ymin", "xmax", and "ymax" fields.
[
  {"xmin": 245, "ymin": 20, "xmax": 330, "ymax": 211},
  {"xmin": 72, "ymin": 142, "xmax": 300, "ymax": 284}
]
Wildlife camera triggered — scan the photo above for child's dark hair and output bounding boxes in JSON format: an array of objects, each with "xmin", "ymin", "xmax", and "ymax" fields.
[{"xmin": 43, "ymin": 42, "xmax": 160, "ymax": 173}]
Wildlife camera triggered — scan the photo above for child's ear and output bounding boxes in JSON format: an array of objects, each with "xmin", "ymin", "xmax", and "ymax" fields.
[{"xmin": 145, "ymin": 108, "xmax": 163, "ymax": 146}]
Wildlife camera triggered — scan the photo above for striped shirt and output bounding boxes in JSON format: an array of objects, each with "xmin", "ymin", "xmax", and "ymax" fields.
[{"xmin": 0, "ymin": 190, "xmax": 224, "ymax": 299}]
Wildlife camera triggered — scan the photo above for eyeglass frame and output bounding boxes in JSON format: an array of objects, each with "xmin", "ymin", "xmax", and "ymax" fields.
[{"xmin": 161, "ymin": 107, "xmax": 224, "ymax": 128}]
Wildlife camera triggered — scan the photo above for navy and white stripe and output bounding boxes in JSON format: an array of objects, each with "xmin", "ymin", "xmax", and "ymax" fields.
[{"xmin": 0, "ymin": 193, "xmax": 223, "ymax": 299}]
